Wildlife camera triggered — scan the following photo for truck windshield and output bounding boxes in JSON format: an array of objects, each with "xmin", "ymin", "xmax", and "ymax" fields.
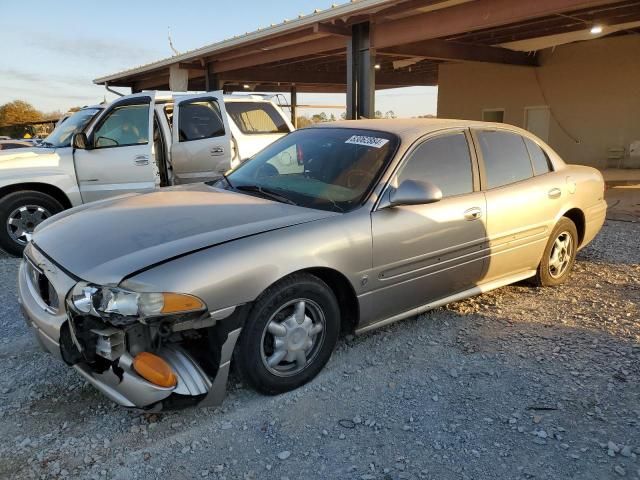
[{"xmin": 41, "ymin": 108, "xmax": 101, "ymax": 148}]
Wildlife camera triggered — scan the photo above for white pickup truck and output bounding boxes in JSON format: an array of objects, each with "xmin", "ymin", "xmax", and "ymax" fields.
[{"xmin": 0, "ymin": 91, "xmax": 294, "ymax": 255}]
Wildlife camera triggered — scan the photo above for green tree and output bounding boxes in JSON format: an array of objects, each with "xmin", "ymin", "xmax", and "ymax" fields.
[
  {"xmin": 0, "ymin": 100, "xmax": 43, "ymax": 126},
  {"xmin": 374, "ymin": 110, "xmax": 383, "ymax": 119},
  {"xmin": 385, "ymin": 110, "xmax": 396, "ymax": 119}
]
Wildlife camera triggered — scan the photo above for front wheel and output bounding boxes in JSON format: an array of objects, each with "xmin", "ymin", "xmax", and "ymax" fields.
[
  {"xmin": 234, "ymin": 273, "xmax": 340, "ymax": 395},
  {"xmin": 0, "ymin": 191, "xmax": 64, "ymax": 256},
  {"xmin": 533, "ymin": 217, "xmax": 578, "ymax": 287}
]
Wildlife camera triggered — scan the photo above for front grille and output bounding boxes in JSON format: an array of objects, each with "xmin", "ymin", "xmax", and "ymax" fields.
[{"xmin": 24, "ymin": 255, "xmax": 59, "ymax": 313}]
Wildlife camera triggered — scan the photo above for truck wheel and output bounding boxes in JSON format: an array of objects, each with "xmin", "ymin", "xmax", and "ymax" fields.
[
  {"xmin": 0, "ymin": 191, "xmax": 63, "ymax": 256},
  {"xmin": 234, "ymin": 273, "xmax": 340, "ymax": 395},
  {"xmin": 532, "ymin": 217, "xmax": 578, "ymax": 287}
]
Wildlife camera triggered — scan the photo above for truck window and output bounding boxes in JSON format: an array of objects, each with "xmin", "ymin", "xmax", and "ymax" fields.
[
  {"xmin": 178, "ymin": 99, "xmax": 225, "ymax": 142},
  {"xmin": 225, "ymin": 102, "xmax": 290, "ymax": 135},
  {"xmin": 94, "ymin": 104, "xmax": 149, "ymax": 148}
]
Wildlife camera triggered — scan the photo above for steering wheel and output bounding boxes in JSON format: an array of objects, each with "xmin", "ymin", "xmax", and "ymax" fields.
[{"xmin": 345, "ymin": 169, "xmax": 375, "ymax": 189}]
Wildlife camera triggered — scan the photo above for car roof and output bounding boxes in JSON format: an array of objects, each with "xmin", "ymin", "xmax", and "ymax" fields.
[{"xmin": 309, "ymin": 118, "xmax": 529, "ymax": 144}]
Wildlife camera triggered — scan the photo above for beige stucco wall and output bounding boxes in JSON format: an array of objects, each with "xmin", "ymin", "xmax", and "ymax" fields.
[{"xmin": 437, "ymin": 35, "xmax": 640, "ymax": 168}]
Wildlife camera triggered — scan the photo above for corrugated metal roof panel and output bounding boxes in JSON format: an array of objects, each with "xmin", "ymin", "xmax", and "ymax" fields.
[{"xmin": 94, "ymin": 0, "xmax": 395, "ymax": 84}]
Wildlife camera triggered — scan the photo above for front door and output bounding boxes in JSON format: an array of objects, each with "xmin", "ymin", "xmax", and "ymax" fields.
[
  {"xmin": 74, "ymin": 93, "xmax": 158, "ymax": 203},
  {"xmin": 171, "ymin": 92, "xmax": 233, "ymax": 183},
  {"xmin": 368, "ymin": 130, "xmax": 487, "ymax": 324}
]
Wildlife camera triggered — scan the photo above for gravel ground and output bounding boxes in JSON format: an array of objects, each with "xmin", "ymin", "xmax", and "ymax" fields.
[{"xmin": 0, "ymin": 220, "xmax": 638, "ymax": 480}]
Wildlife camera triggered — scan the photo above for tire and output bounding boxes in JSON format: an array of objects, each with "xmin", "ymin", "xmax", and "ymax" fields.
[
  {"xmin": 532, "ymin": 217, "xmax": 578, "ymax": 287},
  {"xmin": 0, "ymin": 190, "xmax": 64, "ymax": 256},
  {"xmin": 234, "ymin": 273, "xmax": 341, "ymax": 395}
]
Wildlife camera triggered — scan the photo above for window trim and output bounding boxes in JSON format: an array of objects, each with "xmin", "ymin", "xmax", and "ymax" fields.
[
  {"xmin": 470, "ymin": 127, "xmax": 538, "ymax": 191},
  {"xmin": 374, "ymin": 127, "xmax": 481, "ymax": 211},
  {"xmin": 89, "ymin": 97, "xmax": 152, "ymax": 150},
  {"xmin": 176, "ymin": 97, "xmax": 227, "ymax": 143},
  {"xmin": 523, "ymin": 135, "xmax": 555, "ymax": 176}
]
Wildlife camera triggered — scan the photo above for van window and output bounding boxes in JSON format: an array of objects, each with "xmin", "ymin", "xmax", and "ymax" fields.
[
  {"xmin": 225, "ymin": 102, "xmax": 290, "ymax": 135},
  {"xmin": 477, "ymin": 130, "xmax": 533, "ymax": 189},
  {"xmin": 397, "ymin": 132, "xmax": 474, "ymax": 197}
]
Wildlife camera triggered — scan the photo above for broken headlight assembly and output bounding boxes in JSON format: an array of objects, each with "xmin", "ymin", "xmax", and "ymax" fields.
[{"xmin": 69, "ymin": 282, "xmax": 207, "ymax": 326}]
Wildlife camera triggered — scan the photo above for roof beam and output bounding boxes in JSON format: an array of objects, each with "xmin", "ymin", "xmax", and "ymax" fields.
[
  {"xmin": 379, "ymin": 39, "xmax": 539, "ymax": 66},
  {"xmin": 219, "ymin": 68, "xmax": 436, "ymax": 87},
  {"xmin": 211, "ymin": 36, "xmax": 346, "ymax": 73},
  {"xmin": 313, "ymin": 22, "xmax": 351, "ymax": 37},
  {"xmin": 373, "ymin": 0, "xmax": 618, "ymax": 48}
]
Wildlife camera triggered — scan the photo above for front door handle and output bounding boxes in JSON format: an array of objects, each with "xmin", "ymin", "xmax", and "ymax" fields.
[
  {"xmin": 464, "ymin": 207, "xmax": 483, "ymax": 221},
  {"xmin": 134, "ymin": 155, "xmax": 149, "ymax": 166},
  {"xmin": 548, "ymin": 188, "xmax": 562, "ymax": 199},
  {"xmin": 210, "ymin": 146, "xmax": 225, "ymax": 156}
]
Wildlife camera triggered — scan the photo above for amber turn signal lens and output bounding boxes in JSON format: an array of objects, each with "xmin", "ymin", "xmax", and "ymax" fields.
[
  {"xmin": 133, "ymin": 352, "xmax": 177, "ymax": 388},
  {"xmin": 161, "ymin": 293, "xmax": 205, "ymax": 314}
]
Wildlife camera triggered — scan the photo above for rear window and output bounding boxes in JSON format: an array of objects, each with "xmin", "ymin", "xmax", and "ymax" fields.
[
  {"xmin": 225, "ymin": 102, "xmax": 290, "ymax": 135},
  {"xmin": 477, "ymin": 130, "xmax": 534, "ymax": 189}
]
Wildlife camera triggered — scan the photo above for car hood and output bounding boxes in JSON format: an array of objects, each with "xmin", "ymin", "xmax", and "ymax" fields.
[{"xmin": 32, "ymin": 183, "xmax": 338, "ymax": 285}]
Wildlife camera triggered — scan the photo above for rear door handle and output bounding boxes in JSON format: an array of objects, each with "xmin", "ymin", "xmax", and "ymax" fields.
[
  {"xmin": 464, "ymin": 207, "xmax": 482, "ymax": 221},
  {"xmin": 548, "ymin": 188, "xmax": 562, "ymax": 199},
  {"xmin": 134, "ymin": 155, "xmax": 149, "ymax": 166}
]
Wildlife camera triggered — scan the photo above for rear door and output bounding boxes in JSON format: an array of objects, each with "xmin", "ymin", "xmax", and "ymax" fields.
[
  {"xmin": 74, "ymin": 92, "xmax": 158, "ymax": 203},
  {"xmin": 472, "ymin": 128, "xmax": 561, "ymax": 281},
  {"xmin": 171, "ymin": 92, "xmax": 232, "ymax": 183}
]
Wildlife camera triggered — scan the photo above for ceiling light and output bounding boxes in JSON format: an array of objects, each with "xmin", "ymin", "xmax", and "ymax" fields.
[
  {"xmin": 243, "ymin": 84, "xmax": 250, "ymax": 89},
  {"xmin": 590, "ymin": 24, "xmax": 603, "ymax": 34},
  {"xmin": 374, "ymin": 64, "xmax": 381, "ymax": 70}
]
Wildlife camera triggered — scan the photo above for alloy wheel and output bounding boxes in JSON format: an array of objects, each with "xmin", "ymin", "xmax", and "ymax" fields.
[
  {"xmin": 548, "ymin": 231, "xmax": 573, "ymax": 279},
  {"xmin": 6, "ymin": 205, "xmax": 51, "ymax": 245}
]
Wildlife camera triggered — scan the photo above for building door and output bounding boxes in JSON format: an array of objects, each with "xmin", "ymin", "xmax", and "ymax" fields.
[{"xmin": 524, "ymin": 106, "xmax": 550, "ymax": 142}]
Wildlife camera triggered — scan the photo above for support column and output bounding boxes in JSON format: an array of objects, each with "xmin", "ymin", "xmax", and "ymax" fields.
[
  {"xmin": 346, "ymin": 22, "xmax": 375, "ymax": 120},
  {"xmin": 290, "ymin": 85, "xmax": 297, "ymax": 128},
  {"xmin": 205, "ymin": 63, "xmax": 220, "ymax": 91}
]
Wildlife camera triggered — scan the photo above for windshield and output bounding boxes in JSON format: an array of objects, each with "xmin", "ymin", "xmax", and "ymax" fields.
[
  {"xmin": 43, "ymin": 108, "xmax": 101, "ymax": 148},
  {"xmin": 223, "ymin": 127, "xmax": 399, "ymax": 213}
]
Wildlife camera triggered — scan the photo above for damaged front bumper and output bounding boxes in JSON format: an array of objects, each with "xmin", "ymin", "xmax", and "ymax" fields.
[{"xmin": 18, "ymin": 243, "xmax": 241, "ymax": 410}]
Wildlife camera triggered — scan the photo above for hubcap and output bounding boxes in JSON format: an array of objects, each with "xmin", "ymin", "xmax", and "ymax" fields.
[
  {"xmin": 260, "ymin": 299, "xmax": 326, "ymax": 377},
  {"xmin": 548, "ymin": 231, "xmax": 573, "ymax": 279},
  {"xmin": 6, "ymin": 205, "xmax": 51, "ymax": 245}
]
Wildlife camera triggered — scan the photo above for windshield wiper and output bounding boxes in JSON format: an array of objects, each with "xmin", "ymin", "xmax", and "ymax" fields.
[
  {"xmin": 39, "ymin": 141, "xmax": 55, "ymax": 148},
  {"xmin": 235, "ymin": 185, "xmax": 298, "ymax": 206}
]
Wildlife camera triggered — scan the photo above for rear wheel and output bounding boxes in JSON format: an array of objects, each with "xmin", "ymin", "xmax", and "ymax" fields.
[
  {"xmin": 234, "ymin": 273, "xmax": 340, "ymax": 395},
  {"xmin": 0, "ymin": 191, "xmax": 63, "ymax": 256},
  {"xmin": 533, "ymin": 217, "xmax": 578, "ymax": 287}
]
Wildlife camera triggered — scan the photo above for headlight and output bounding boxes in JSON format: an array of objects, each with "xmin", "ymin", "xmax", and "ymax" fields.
[{"xmin": 70, "ymin": 282, "xmax": 206, "ymax": 325}]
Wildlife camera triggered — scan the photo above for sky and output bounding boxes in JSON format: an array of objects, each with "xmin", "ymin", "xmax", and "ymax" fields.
[{"xmin": 0, "ymin": 0, "xmax": 437, "ymax": 118}]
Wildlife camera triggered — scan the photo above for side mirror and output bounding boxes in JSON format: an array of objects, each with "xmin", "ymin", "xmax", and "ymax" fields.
[
  {"xmin": 388, "ymin": 179, "xmax": 443, "ymax": 207},
  {"xmin": 73, "ymin": 132, "xmax": 91, "ymax": 150}
]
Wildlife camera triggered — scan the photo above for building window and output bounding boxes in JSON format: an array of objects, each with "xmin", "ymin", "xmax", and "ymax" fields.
[{"xmin": 482, "ymin": 109, "xmax": 504, "ymax": 123}]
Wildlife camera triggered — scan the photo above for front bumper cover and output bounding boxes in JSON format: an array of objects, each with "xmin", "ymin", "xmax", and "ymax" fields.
[{"xmin": 18, "ymin": 243, "xmax": 241, "ymax": 410}]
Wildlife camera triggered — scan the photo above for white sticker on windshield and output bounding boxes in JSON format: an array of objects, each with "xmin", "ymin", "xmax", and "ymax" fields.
[{"xmin": 345, "ymin": 135, "xmax": 390, "ymax": 148}]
